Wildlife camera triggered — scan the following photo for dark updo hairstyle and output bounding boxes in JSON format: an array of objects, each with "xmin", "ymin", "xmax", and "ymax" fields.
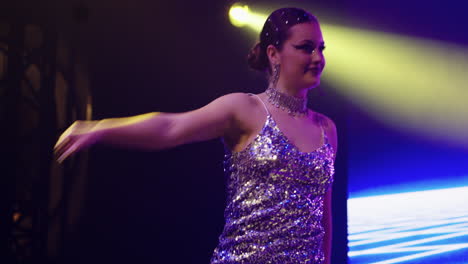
[{"xmin": 247, "ymin": 7, "xmax": 318, "ymax": 73}]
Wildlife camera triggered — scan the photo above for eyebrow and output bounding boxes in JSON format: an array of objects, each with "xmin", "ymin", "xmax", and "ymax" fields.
[{"xmin": 299, "ymin": 40, "xmax": 325, "ymax": 45}]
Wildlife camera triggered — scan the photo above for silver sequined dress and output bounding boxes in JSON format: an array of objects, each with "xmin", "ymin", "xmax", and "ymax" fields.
[{"xmin": 210, "ymin": 95, "xmax": 335, "ymax": 264}]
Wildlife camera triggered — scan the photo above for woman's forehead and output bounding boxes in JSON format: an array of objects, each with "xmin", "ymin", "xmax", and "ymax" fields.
[{"xmin": 288, "ymin": 22, "xmax": 323, "ymax": 42}]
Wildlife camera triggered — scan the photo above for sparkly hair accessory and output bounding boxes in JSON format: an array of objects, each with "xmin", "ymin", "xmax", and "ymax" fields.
[{"xmin": 260, "ymin": 8, "xmax": 317, "ymax": 49}]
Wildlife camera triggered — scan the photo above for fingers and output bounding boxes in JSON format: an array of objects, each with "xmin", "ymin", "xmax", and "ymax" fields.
[
  {"xmin": 54, "ymin": 136, "xmax": 73, "ymax": 161},
  {"xmin": 56, "ymin": 144, "xmax": 78, "ymax": 163},
  {"xmin": 54, "ymin": 135, "xmax": 70, "ymax": 155},
  {"xmin": 54, "ymin": 134, "xmax": 68, "ymax": 150},
  {"xmin": 54, "ymin": 122, "xmax": 77, "ymax": 150},
  {"xmin": 54, "ymin": 122, "xmax": 80, "ymax": 163},
  {"xmin": 56, "ymin": 137, "xmax": 84, "ymax": 163},
  {"xmin": 53, "ymin": 120, "xmax": 97, "ymax": 163}
]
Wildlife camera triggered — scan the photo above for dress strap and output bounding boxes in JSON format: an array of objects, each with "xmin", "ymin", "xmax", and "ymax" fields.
[
  {"xmin": 248, "ymin": 93, "xmax": 270, "ymax": 116},
  {"xmin": 314, "ymin": 112, "xmax": 328, "ymax": 145},
  {"xmin": 320, "ymin": 125, "xmax": 328, "ymax": 144}
]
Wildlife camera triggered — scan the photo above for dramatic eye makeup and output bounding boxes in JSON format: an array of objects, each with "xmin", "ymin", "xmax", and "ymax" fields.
[{"xmin": 293, "ymin": 41, "xmax": 326, "ymax": 54}]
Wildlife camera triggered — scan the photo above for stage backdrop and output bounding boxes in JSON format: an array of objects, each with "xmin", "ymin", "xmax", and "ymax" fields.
[{"xmin": 347, "ymin": 106, "xmax": 468, "ymax": 264}]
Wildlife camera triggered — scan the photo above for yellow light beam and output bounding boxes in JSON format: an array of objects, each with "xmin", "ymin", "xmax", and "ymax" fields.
[
  {"xmin": 321, "ymin": 24, "xmax": 468, "ymax": 146},
  {"xmin": 229, "ymin": 3, "xmax": 468, "ymax": 147}
]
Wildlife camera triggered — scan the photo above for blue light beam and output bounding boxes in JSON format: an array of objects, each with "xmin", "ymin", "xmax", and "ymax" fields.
[{"xmin": 348, "ymin": 186, "xmax": 468, "ymax": 263}]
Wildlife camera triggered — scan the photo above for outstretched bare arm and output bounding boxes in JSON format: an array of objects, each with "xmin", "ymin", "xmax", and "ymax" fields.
[{"xmin": 54, "ymin": 93, "xmax": 249, "ymax": 162}]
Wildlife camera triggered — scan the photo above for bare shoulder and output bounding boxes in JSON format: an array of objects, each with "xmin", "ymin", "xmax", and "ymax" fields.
[
  {"xmin": 219, "ymin": 92, "xmax": 265, "ymax": 114},
  {"xmin": 216, "ymin": 92, "xmax": 258, "ymax": 109},
  {"xmin": 312, "ymin": 111, "xmax": 338, "ymax": 153},
  {"xmin": 199, "ymin": 93, "xmax": 257, "ymax": 119},
  {"xmin": 216, "ymin": 92, "xmax": 266, "ymax": 149},
  {"xmin": 313, "ymin": 111, "xmax": 336, "ymax": 132},
  {"xmin": 218, "ymin": 92, "xmax": 251, "ymax": 101},
  {"xmin": 211, "ymin": 92, "xmax": 265, "ymax": 122}
]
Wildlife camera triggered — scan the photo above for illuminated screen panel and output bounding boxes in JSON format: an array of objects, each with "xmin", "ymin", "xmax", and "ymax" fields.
[{"xmin": 347, "ymin": 111, "xmax": 468, "ymax": 264}]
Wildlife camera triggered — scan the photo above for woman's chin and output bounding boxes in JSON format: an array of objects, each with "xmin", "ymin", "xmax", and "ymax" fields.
[{"xmin": 305, "ymin": 79, "xmax": 320, "ymax": 89}]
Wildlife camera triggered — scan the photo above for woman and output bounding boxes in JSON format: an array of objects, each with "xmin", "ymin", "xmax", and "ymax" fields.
[{"xmin": 54, "ymin": 7, "xmax": 337, "ymax": 264}]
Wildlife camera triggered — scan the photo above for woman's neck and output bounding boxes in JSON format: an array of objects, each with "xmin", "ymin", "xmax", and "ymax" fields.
[{"xmin": 273, "ymin": 80, "xmax": 310, "ymax": 99}]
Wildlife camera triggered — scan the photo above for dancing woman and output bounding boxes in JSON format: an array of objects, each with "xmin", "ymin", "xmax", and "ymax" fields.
[{"xmin": 55, "ymin": 7, "xmax": 337, "ymax": 264}]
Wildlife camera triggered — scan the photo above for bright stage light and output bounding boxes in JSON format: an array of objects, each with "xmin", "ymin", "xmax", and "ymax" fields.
[
  {"xmin": 229, "ymin": 5, "xmax": 250, "ymax": 27},
  {"xmin": 228, "ymin": 4, "xmax": 468, "ymax": 146},
  {"xmin": 228, "ymin": 4, "xmax": 267, "ymax": 31},
  {"xmin": 348, "ymin": 186, "xmax": 468, "ymax": 263}
]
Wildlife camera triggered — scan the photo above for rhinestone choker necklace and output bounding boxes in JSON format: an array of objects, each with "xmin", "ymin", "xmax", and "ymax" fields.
[{"xmin": 265, "ymin": 86, "xmax": 308, "ymax": 117}]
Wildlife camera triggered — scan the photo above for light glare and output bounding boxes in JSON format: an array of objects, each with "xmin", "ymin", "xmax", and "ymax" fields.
[
  {"xmin": 348, "ymin": 186, "xmax": 468, "ymax": 263},
  {"xmin": 228, "ymin": 4, "xmax": 267, "ymax": 31},
  {"xmin": 229, "ymin": 5, "xmax": 250, "ymax": 27}
]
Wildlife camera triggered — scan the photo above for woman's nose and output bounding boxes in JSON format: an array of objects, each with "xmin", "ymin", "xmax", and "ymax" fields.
[{"xmin": 311, "ymin": 49, "xmax": 324, "ymax": 62}]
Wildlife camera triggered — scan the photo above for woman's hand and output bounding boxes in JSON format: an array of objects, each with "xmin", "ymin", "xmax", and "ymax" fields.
[{"xmin": 54, "ymin": 120, "xmax": 102, "ymax": 163}]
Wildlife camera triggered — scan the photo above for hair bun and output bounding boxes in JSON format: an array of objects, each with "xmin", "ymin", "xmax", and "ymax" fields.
[{"xmin": 247, "ymin": 42, "xmax": 269, "ymax": 72}]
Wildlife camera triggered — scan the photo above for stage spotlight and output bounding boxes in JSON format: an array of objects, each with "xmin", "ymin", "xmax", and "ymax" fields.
[
  {"xmin": 228, "ymin": 4, "xmax": 266, "ymax": 31},
  {"xmin": 229, "ymin": 4, "xmax": 250, "ymax": 27}
]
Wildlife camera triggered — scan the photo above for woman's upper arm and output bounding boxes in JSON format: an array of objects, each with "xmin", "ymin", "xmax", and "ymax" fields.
[
  {"xmin": 318, "ymin": 113, "xmax": 338, "ymax": 157},
  {"xmin": 168, "ymin": 93, "xmax": 247, "ymax": 146},
  {"xmin": 327, "ymin": 118, "xmax": 338, "ymax": 156}
]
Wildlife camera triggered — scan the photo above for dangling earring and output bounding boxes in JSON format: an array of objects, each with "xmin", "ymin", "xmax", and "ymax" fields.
[{"xmin": 271, "ymin": 63, "xmax": 280, "ymax": 88}]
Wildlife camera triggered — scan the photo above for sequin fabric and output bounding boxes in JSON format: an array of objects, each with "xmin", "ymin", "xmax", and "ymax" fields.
[{"xmin": 210, "ymin": 110, "xmax": 335, "ymax": 264}]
